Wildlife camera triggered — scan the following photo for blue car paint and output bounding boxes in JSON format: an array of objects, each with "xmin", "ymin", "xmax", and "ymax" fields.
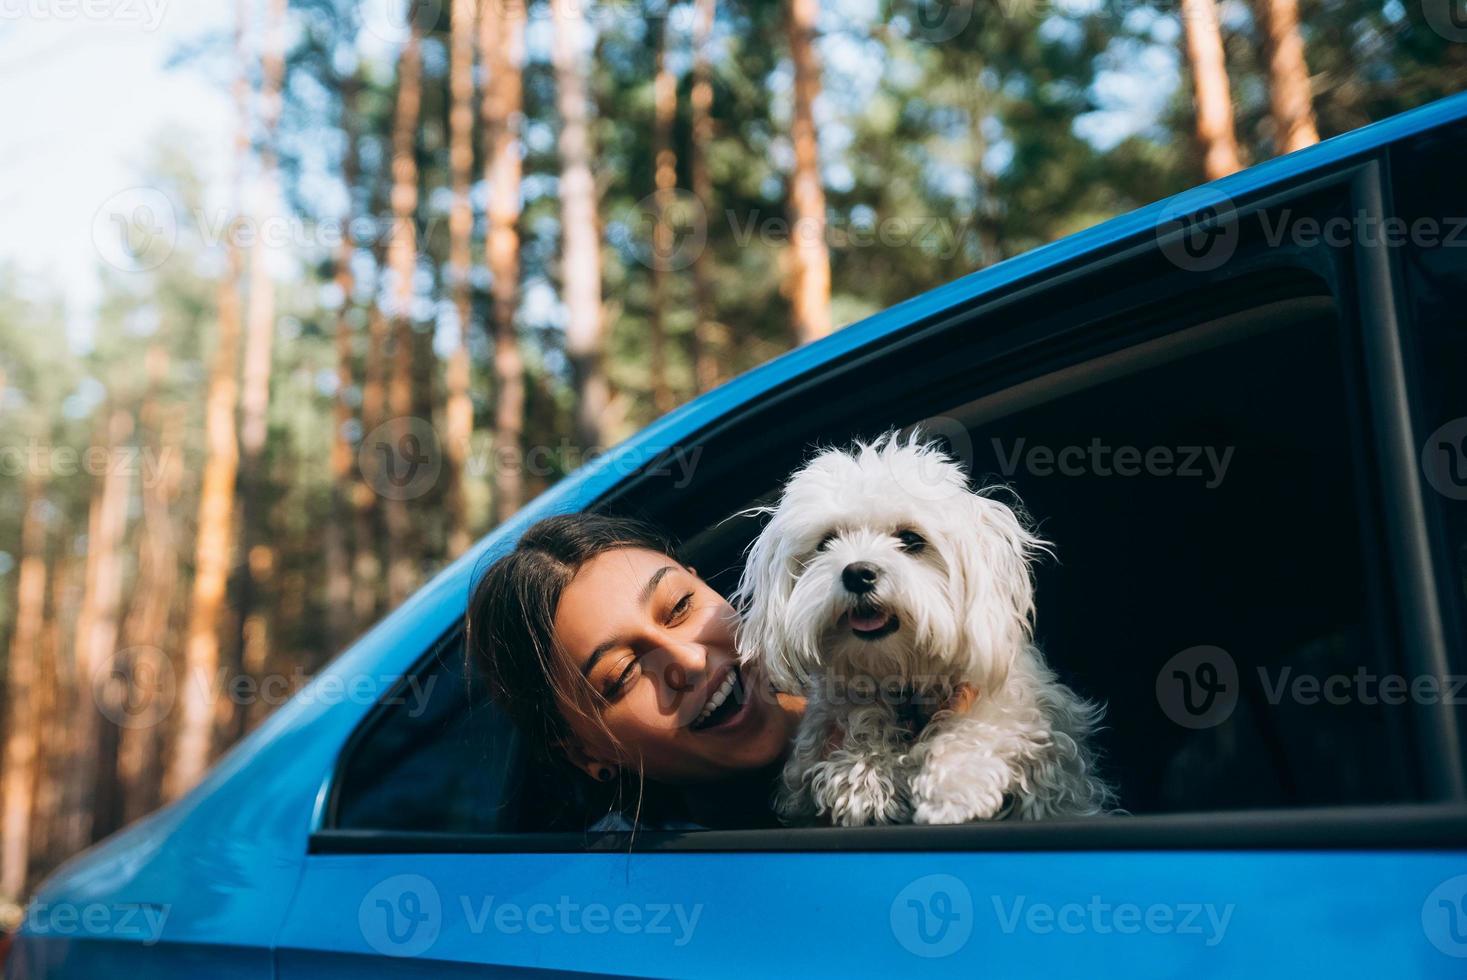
[{"xmin": 13, "ymin": 90, "xmax": 1467, "ymax": 978}]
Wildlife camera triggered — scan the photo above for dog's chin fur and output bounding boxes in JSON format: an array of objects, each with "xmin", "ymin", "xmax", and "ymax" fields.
[{"xmin": 732, "ymin": 432, "xmax": 1114, "ymax": 826}]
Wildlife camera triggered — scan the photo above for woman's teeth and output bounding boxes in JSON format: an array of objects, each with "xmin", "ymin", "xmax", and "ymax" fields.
[{"xmin": 694, "ymin": 669, "xmax": 738, "ymax": 726}]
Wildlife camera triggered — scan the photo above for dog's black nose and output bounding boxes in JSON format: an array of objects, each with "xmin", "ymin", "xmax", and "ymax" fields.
[{"xmin": 842, "ymin": 561, "xmax": 879, "ymax": 594}]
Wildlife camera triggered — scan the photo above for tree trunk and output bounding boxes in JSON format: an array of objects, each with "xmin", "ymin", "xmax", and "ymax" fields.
[
  {"xmin": 383, "ymin": 4, "xmax": 425, "ymax": 608},
  {"xmin": 481, "ymin": 0, "xmax": 528, "ymax": 524},
  {"xmin": 1253, "ymin": 0, "xmax": 1319, "ymax": 153},
  {"xmin": 116, "ymin": 345, "xmax": 184, "ymax": 827},
  {"xmin": 28, "ymin": 542, "xmax": 75, "ymax": 880},
  {"xmin": 1, "ymin": 473, "xmax": 49, "ymax": 899},
  {"xmin": 1181, "ymin": 0, "xmax": 1244, "ymax": 181},
  {"xmin": 688, "ymin": 0, "xmax": 720, "ymax": 393},
  {"xmin": 231, "ymin": 0, "xmax": 287, "ymax": 746},
  {"xmin": 326, "ymin": 76, "xmax": 362, "ymax": 655},
  {"xmin": 551, "ymin": 0, "xmax": 610, "ymax": 451},
  {"xmin": 786, "ymin": 0, "xmax": 831, "ymax": 344},
  {"xmin": 443, "ymin": 0, "xmax": 477, "ymax": 557},
  {"xmin": 353, "ymin": 296, "xmax": 388, "ymax": 621},
  {"xmin": 71, "ymin": 407, "xmax": 135, "ymax": 846},
  {"xmin": 649, "ymin": 14, "xmax": 676, "ymax": 416},
  {"xmin": 164, "ymin": 0, "xmax": 249, "ymax": 801}
]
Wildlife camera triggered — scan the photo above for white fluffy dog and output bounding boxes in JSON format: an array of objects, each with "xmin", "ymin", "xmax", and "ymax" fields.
[{"xmin": 732, "ymin": 433, "xmax": 1111, "ymax": 826}]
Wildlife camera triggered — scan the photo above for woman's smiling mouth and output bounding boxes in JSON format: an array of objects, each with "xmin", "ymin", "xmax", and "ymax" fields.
[{"xmin": 690, "ymin": 664, "xmax": 749, "ymax": 731}]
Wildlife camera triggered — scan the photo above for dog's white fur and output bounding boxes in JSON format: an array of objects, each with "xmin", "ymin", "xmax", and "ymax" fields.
[{"xmin": 732, "ymin": 433, "xmax": 1112, "ymax": 826}]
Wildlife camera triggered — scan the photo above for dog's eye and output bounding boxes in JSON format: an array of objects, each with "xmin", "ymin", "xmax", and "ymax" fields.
[
  {"xmin": 896, "ymin": 529, "xmax": 926, "ymax": 553},
  {"xmin": 816, "ymin": 531, "xmax": 838, "ymax": 552}
]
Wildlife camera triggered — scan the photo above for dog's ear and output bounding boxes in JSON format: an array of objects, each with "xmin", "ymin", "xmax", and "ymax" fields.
[
  {"xmin": 731, "ymin": 510, "xmax": 812, "ymax": 693},
  {"xmin": 950, "ymin": 488, "xmax": 1047, "ymax": 689}
]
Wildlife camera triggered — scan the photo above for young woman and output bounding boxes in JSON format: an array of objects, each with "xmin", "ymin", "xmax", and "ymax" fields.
[{"xmin": 466, "ymin": 512, "xmax": 805, "ymax": 830}]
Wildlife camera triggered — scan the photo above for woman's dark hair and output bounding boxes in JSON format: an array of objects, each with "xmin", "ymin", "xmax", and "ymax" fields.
[{"xmin": 466, "ymin": 512, "xmax": 680, "ymax": 815}]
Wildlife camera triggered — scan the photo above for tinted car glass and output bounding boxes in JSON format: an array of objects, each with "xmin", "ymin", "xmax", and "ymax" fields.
[
  {"xmin": 332, "ymin": 642, "xmax": 523, "ymax": 833},
  {"xmin": 952, "ymin": 297, "xmax": 1418, "ymax": 812}
]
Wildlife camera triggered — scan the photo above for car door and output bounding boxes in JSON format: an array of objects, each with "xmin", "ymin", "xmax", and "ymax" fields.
[{"xmin": 274, "ymin": 115, "xmax": 1467, "ymax": 978}]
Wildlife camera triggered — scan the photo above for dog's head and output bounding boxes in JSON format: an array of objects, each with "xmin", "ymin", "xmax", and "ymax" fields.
[{"xmin": 733, "ymin": 433, "xmax": 1046, "ymax": 693}]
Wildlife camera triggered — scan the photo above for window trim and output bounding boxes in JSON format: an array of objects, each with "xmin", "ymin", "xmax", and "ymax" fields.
[
  {"xmin": 1350, "ymin": 160, "xmax": 1466, "ymax": 798},
  {"xmin": 311, "ymin": 802, "xmax": 1467, "ymax": 854}
]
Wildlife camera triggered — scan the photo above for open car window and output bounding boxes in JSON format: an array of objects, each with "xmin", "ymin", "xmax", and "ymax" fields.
[{"xmin": 322, "ymin": 175, "xmax": 1464, "ymax": 845}]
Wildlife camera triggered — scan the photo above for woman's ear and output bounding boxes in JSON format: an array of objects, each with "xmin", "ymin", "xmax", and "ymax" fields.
[{"xmin": 558, "ymin": 736, "xmax": 619, "ymax": 783}]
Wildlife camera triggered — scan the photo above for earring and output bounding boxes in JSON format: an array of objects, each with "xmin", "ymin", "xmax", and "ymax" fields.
[{"xmin": 595, "ymin": 766, "xmax": 616, "ymax": 782}]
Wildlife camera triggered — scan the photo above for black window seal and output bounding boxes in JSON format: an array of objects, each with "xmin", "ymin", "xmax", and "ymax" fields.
[
  {"xmin": 1349, "ymin": 160, "xmax": 1466, "ymax": 798},
  {"xmin": 310, "ymin": 802, "xmax": 1467, "ymax": 854}
]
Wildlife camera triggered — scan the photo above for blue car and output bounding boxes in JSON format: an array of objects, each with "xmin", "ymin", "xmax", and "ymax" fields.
[{"xmin": 10, "ymin": 91, "xmax": 1467, "ymax": 978}]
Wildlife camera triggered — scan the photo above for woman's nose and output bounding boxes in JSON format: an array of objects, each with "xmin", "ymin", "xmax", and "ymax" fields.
[{"xmin": 644, "ymin": 636, "xmax": 706, "ymax": 711}]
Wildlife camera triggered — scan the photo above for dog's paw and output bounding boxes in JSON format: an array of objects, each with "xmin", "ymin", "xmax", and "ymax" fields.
[
  {"xmin": 910, "ymin": 791, "xmax": 1005, "ymax": 825},
  {"xmin": 910, "ymin": 752, "xmax": 1011, "ymax": 824},
  {"xmin": 811, "ymin": 756, "xmax": 911, "ymax": 826}
]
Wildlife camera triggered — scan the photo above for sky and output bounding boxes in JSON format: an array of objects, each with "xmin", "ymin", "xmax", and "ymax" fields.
[{"xmin": 0, "ymin": 5, "xmax": 234, "ymax": 348}]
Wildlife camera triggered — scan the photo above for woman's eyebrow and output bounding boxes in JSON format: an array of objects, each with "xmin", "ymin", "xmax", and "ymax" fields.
[
  {"xmin": 638, "ymin": 565, "xmax": 678, "ymax": 605},
  {"xmin": 581, "ymin": 565, "xmax": 679, "ymax": 677}
]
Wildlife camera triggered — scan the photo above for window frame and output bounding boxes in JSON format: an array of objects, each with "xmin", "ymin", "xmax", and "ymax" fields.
[{"xmin": 312, "ymin": 157, "xmax": 1467, "ymax": 856}]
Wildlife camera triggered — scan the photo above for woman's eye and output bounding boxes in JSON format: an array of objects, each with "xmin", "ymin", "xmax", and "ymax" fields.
[
  {"xmin": 607, "ymin": 657, "xmax": 641, "ymax": 698},
  {"xmin": 897, "ymin": 529, "xmax": 926, "ymax": 553},
  {"xmin": 668, "ymin": 591, "xmax": 694, "ymax": 622}
]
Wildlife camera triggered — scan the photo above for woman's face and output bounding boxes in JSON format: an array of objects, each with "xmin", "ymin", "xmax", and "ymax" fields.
[{"xmin": 553, "ymin": 547, "xmax": 794, "ymax": 784}]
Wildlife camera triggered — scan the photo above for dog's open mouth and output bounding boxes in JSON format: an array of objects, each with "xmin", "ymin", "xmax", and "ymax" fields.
[
  {"xmin": 690, "ymin": 664, "xmax": 748, "ymax": 731},
  {"xmin": 846, "ymin": 602, "xmax": 899, "ymax": 640}
]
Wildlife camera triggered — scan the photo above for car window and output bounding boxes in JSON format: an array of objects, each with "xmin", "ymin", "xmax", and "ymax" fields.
[
  {"xmin": 329, "ymin": 215, "xmax": 1449, "ymax": 838},
  {"xmin": 331, "ymin": 640, "xmax": 523, "ymax": 834},
  {"xmin": 948, "ymin": 297, "xmax": 1416, "ymax": 811},
  {"xmin": 678, "ymin": 292, "xmax": 1422, "ymax": 815}
]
